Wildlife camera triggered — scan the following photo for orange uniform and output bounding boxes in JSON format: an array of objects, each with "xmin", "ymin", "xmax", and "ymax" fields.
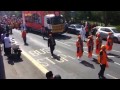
[
  {"xmin": 98, "ymin": 45, "xmax": 108, "ymax": 79},
  {"xmin": 106, "ymin": 33, "xmax": 113, "ymax": 51},
  {"xmin": 76, "ymin": 36, "xmax": 83, "ymax": 59},
  {"xmin": 95, "ymin": 33, "xmax": 102, "ymax": 54},
  {"xmin": 98, "ymin": 50, "xmax": 108, "ymax": 67},
  {"xmin": 87, "ymin": 35, "xmax": 94, "ymax": 59}
]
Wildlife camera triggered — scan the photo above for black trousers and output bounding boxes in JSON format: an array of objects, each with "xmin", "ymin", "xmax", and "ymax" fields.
[
  {"xmin": 50, "ymin": 46, "xmax": 55, "ymax": 56},
  {"xmin": 98, "ymin": 64, "xmax": 106, "ymax": 77},
  {"xmin": 5, "ymin": 47, "xmax": 11, "ymax": 56},
  {"xmin": 42, "ymin": 32, "xmax": 45, "ymax": 39},
  {"xmin": 23, "ymin": 37, "xmax": 26, "ymax": 44},
  {"xmin": 85, "ymin": 32, "xmax": 89, "ymax": 38}
]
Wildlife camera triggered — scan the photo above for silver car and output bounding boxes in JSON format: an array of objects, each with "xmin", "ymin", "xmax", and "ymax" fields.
[
  {"xmin": 68, "ymin": 24, "xmax": 82, "ymax": 35},
  {"xmin": 96, "ymin": 27, "xmax": 120, "ymax": 43}
]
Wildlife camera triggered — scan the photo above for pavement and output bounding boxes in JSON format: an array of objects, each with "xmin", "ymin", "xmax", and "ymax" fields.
[{"xmin": 1, "ymin": 29, "xmax": 120, "ymax": 79}]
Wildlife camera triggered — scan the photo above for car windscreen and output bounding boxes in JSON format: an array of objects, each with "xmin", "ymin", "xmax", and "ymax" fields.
[
  {"xmin": 75, "ymin": 25, "xmax": 81, "ymax": 28},
  {"xmin": 112, "ymin": 29, "xmax": 119, "ymax": 33}
]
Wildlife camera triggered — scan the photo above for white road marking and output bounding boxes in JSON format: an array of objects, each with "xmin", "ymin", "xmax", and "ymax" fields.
[
  {"xmin": 22, "ymin": 50, "xmax": 48, "ymax": 74},
  {"xmin": 56, "ymin": 40, "xmax": 71, "ymax": 47},
  {"xmin": 61, "ymin": 57, "xmax": 69, "ymax": 61},
  {"xmin": 45, "ymin": 57, "xmax": 55, "ymax": 64},
  {"xmin": 36, "ymin": 58, "xmax": 49, "ymax": 67},
  {"xmin": 59, "ymin": 54, "xmax": 67, "ymax": 58},
  {"xmin": 55, "ymin": 59, "xmax": 64, "ymax": 63},
  {"xmin": 112, "ymin": 50, "xmax": 120, "ymax": 53},
  {"xmin": 68, "ymin": 56, "xmax": 76, "ymax": 60},
  {"xmin": 29, "ymin": 50, "xmax": 41, "ymax": 56},
  {"xmin": 108, "ymin": 56, "xmax": 114, "ymax": 58},
  {"xmin": 114, "ymin": 62, "xmax": 120, "ymax": 66},
  {"xmin": 106, "ymin": 74, "xmax": 118, "ymax": 79},
  {"xmin": 55, "ymin": 50, "xmax": 62, "ymax": 53}
]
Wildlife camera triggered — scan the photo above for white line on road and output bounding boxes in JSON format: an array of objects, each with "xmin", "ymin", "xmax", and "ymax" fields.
[
  {"xmin": 68, "ymin": 56, "xmax": 76, "ymax": 60},
  {"xmin": 61, "ymin": 57, "xmax": 69, "ymax": 61},
  {"xmin": 55, "ymin": 50, "xmax": 62, "ymax": 53},
  {"xmin": 114, "ymin": 62, "xmax": 120, "ymax": 66},
  {"xmin": 22, "ymin": 50, "xmax": 48, "ymax": 74},
  {"xmin": 106, "ymin": 74, "xmax": 118, "ymax": 79},
  {"xmin": 112, "ymin": 50, "xmax": 120, "ymax": 53},
  {"xmin": 45, "ymin": 57, "xmax": 56, "ymax": 64},
  {"xmin": 108, "ymin": 56, "xmax": 114, "ymax": 58},
  {"xmin": 56, "ymin": 40, "xmax": 71, "ymax": 47}
]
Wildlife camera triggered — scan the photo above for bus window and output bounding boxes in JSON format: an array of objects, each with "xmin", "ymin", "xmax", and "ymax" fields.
[
  {"xmin": 51, "ymin": 16, "xmax": 64, "ymax": 25},
  {"xmin": 47, "ymin": 18, "xmax": 51, "ymax": 24}
]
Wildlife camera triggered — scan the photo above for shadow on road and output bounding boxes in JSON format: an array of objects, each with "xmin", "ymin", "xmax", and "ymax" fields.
[
  {"xmin": 28, "ymin": 30, "xmax": 72, "ymax": 40},
  {"xmin": 7, "ymin": 54, "xmax": 23, "ymax": 65},
  {"xmin": 0, "ymin": 55, "xmax": 6, "ymax": 79},
  {"xmin": 108, "ymin": 58, "xmax": 114, "ymax": 63},
  {"xmin": 53, "ymin": 54, "xmax": 61, "ymax": 61},
  {"xmin": 54, "ymin": 34, "xmax": 72, "ymax": 40},
  {"xmin": 24, "ymin": 43, "xmax": 29, "ymax": 46},
  {"xmin": 92, "ymin": 58, "xmax": 99, "ymax": 64},
  {"xmin": 80, "ymin": 60, "xmax": 95, "ymax": 69},
  {"xmin": 107, "ymin": 53, "xmax": 120, "ymax": 58}
]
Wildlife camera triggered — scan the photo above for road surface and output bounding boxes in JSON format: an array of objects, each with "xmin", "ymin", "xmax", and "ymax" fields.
[{"xmin": 2, "ymin": 29, "xmax": 120, "ymax": 79}]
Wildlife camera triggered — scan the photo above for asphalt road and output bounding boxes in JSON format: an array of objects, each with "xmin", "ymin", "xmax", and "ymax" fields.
[{"xmin": 6, "ymin": 29, "xmax": 120, "ymax": 79}]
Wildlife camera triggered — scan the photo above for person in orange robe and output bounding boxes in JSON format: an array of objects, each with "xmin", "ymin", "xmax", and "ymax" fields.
[
  {"xmin": 76, "ymin": 35, "xmax": 84, "ymax": 62},
  {"xmin": 87, "ymin": 35, "xmax": 94, "ymax": 60},
  {"xmin": 95, "ymin": 33, "xmax": 102, "ymax": 54},
  {"xmin": 106, "ymin": 32, "xmax": 113, "ymax": 54}
]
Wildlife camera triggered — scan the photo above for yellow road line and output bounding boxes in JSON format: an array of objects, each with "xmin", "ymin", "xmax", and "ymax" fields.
[{"xmin": 21, "ymin": 50, "xmax": 48, "ymax": 74}]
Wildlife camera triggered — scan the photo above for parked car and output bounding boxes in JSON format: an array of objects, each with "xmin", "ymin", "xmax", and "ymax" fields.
[
  {"xmin": 67, "ymin": 24, "xmax": 82, "ymax": 35},
  {"xmin": 96, "ymin": 27, "xmax": 120, "ymax": 43}
]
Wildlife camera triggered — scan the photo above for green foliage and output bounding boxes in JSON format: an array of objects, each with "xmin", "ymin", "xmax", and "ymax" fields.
[{"xmin": 63, "ymin": 11, "xmax": 120, "ymax": 26}]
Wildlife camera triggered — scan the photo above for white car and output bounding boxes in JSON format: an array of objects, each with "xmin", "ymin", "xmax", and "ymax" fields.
[{"xmin": 96, "ymin": 27, "xmax": 120, "ymax": 43}]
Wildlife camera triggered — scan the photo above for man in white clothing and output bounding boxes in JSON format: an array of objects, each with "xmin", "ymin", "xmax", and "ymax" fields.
[
  {"xmin": 4, "ymin": 33, "xmax": 11, "ymax": 56},
  {"xmin": 80, "ymin": 25, "xmax": 86, "ymax": 42}
]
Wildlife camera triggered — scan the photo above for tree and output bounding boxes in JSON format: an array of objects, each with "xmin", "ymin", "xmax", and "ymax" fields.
[{"xmin": 63, "ymin": 11, "xmax": 71, "ymax": 22}]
